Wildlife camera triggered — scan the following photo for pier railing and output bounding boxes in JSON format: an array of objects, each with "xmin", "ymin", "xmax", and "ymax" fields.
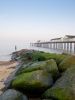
[{"xmin": 31, "ymin": 41, "xmax": 75, "ymax": 54}]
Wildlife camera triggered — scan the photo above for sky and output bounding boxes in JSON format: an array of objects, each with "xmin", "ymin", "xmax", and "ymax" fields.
[{"xmin": 0, "ymin": 0, "xmax": 75, "ymax": 44}]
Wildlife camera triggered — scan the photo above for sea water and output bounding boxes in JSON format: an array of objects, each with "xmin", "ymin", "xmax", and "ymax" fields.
[{"xmin": 0, "ymin": 43, "xmax": 30, "ymax": 61}]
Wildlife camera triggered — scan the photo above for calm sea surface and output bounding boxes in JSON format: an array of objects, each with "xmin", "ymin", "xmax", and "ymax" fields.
[{"xmin": 0, "ymin": 43, "xmax": 31, "ymax": 61}]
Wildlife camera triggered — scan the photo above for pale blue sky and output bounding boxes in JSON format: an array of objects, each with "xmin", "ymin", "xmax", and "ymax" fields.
[{"xmin": 0, "ymin": 0, "xmax": 75, "ymax": 43}]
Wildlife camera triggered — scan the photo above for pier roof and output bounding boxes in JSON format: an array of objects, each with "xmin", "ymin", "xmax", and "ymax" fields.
[
  {"xmin": 65, "ymin": 35, "xmax": 75, "ymax": 38},
  {"xmin": 51, "ymin": 37, "xmax": 61, "ymax": 40}
]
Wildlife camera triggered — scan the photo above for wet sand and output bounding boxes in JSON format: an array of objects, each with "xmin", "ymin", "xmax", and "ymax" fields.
[{"xmin": 0, "ymin": 61, "xmax": 17, "ymax": 94}]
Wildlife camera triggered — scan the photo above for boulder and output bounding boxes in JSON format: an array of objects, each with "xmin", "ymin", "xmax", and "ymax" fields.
[
  {"xmin": 42, "ymin": 67, "xmax": 75, "ymax": 100},
  {"xmin": 4, "ymin": 63, "xmax": 22, "ymax": 89},
  {"xmin": 16, "ymin": 59, "xmax": 59, "ymax": 80},
  {"xmin": 11, "ymin": 49, "xmax": 33, "ymax": 61},
  {"xmin": 54, "ymin": 54, "xmax": 67, "ymax": 65},
  {"xmin": 11, "ymin": 70, "xmax": 53, "ymax": 96},
  {"xmin": 19, "ymin": 50, "xmax": 67, "ymax": 65},
  {"xmin": 0, "ymin": 89, "xmax": 28, "ymax": 100},
  {"xmin": 58, "ymin": 56, "xmax": 75, "ymax": 72}
]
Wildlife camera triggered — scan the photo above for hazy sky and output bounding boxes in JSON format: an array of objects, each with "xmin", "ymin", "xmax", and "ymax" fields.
[{"xmin": 0, "ymin": 0, "xmax": 75, "ymax": 43}]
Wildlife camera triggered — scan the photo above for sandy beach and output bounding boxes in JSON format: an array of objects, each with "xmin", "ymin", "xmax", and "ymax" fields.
[{"xmin": 0, "ymin": 61, "xmax": 17, "ymax": 94}]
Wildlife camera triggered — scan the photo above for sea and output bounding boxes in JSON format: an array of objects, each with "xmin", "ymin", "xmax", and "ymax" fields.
[{"xmin": 0, "ymin": 43, "xmax": 30, "ymax": 61}]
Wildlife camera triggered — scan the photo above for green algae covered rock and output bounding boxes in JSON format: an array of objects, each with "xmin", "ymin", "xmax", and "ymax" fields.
[
  {"xmin": 19, "ymin": 51, "xmax": 67, "ymax": 65},
  {"xmin": 16, "ymin": 59, "xmax": 59, "ymax": 80},
  {"xmin": 11, "ymin": 70, "xmax": 53, "ymax": 95},
  {"xmin": 42, "ymin": 67, "xmax": 75, "ymax": 100},
  {"xmin": 54, "ymin": 54, "xmax": 68, "ymax": 65},
  {"xmin": 58, "ymin": 56, "xmax": 75, "ymax": 72},
  {"xmin": 19, "ymin": 50, "xmax": 46, "ymax": 63},
  {"xmin": 0, "ymin": 89, "xmax": 28, "ymax": 100}
]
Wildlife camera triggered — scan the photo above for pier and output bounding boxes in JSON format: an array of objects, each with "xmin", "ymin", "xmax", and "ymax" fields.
[
  {"xmin": 31, "ymin": 35, "xmax": 75, "ymax": 54},
  {"xmin": 31, "ymin": 41, "xmax": 75, "ymax": 54}
]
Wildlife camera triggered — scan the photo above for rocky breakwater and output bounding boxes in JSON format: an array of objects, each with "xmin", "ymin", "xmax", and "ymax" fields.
[{"xmin": 0, "ymin": 49, "xmax": 75, "ymax": 100}]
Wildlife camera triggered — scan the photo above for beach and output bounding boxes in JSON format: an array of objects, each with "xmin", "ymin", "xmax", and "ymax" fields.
[{"xmin": 0, "ymin": 61, "xmax": 17, "ymax": 94}]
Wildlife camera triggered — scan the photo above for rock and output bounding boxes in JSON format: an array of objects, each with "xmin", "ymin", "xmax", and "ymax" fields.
[
  {"xmin": 4, "ymin": 63, "xmax": 21, "ymax": 89},
  {"xmin": 18, "ymin": 50, "xmax": 67, "ymax": 65},
  {"xmin": 42, "ymin": 67, "xmax": 75, "ymax": 100},
  {"xmin": 53, "ymin": 54, "xmax": 67, "ymax": 65},
  {"xmin": 16, "ymin": 59, "xmax": 59, "ymax": 80},
  {"xmin": 15, "ymin": 62, "xmax": 33, "ymax": 75},
  {"xmin": 11, "ymin": 49, "xmax": 34, "ymax": 61},
  {"xmin": 18, "ymin": 50, "xmax": 36, "ymax": 63},
  {"xmin": 58, "ymin": 56, "xmax": 75, "ymax": 72},
  {"xmin": 0, "ymin": 89, "xmax": 28, "ymax": 100},
  {"xmin": 11, "ymin": 70, "xmax": 53, "ymax": 96}
]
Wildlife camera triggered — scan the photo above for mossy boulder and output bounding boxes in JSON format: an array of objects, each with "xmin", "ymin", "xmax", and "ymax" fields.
[
  {"xmin": 19, "ymin": 51, "xmax": 67, "ymax": 65},
  {"xmin": 42, "ymin": 67, "xmax": 75, "ymax": 100},
  {"xmin": 11, "ymin": 70, "xmax": 53, "ymax": 96},
  {"xmin": 54, "ymin": 54, "xmax": 68, "ymax": 65},
  {"xmin": 16, "ymin": 59, "xmax": 59, "ymax": 80},
  {"xmin": 58, "ymin": 56, "xmax": 75, "ymax": 72},
  {"xmin": 0, "ymin": 89, "xmax": 28, "ymax": 100},
  {"xmin": 4, "ymin": 62, "xmax": 25, "ymax": 89},
  {"xmin": 11, "ymin": 49, "xmax": 34, "ymax": 61}
]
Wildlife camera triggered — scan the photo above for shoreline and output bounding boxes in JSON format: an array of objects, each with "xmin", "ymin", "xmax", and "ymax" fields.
[{"xmin": 0, "ymin": 60, "xmax": 18, "ymax": 94}]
